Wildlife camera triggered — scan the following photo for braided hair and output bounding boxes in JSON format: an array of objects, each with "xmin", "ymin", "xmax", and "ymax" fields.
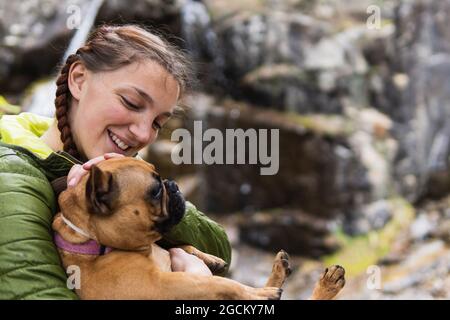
[
  {"xmin": 54, "ymin": 25, "xmax": 192, "ymax": 160},
  {"xmin": 55, "ymin": 53, "xmax": 81, "ymax": 159}
]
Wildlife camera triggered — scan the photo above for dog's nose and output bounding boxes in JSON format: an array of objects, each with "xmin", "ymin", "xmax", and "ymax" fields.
[
  {"xmin": 165, "ymin": 180, "xmax": 179, "ymax": 193},
  {"xmin": 156, "ymin": 179, "xmax": 185, "ymax": 234}
]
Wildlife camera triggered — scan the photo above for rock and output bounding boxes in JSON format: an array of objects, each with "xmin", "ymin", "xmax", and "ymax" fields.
[
  {"xmin": 183, "ymin": 94, "xmax": 373, "ymax": 218},
  {"xmin": 433, "ymin": 220, "xmax": 450, "ymax": 244},
  {"xmin": 184, "ymin": 1, "xmax": 401, "ymax": 115},
  {"xmin": 389, "ymin": 0, "xmax": 450, "ymax": 200},
  {"xmin": 240, "ymin": 64, "xmax": 343, "ymax": 113},
  {"xmin": 97, "ymin": 0, "xmax": 184, "ymax": 37},
  {"xmin": 346, "ymin": 200, "xmax": 394, "ymax": 235},
  {"xmin": 338, "ymin": 240, "xmax": 450, "ymax": 299},
  {"xmin": 97, "ymin": 0, "xmax": 183, "ymax": 22},
  {"xmin": 410, "ymin": 214, "xmax": 436, "ymax": 241},
  {"xmin": 0, "ymin": 0, "xmax": 187, "ymax": 96},
  {"xmin": 175, "ymin": 174, "xmax": 202, "ymax": 206},
  {"xmin": 303, "ymin": 38, "xmax": 346, "ymax": 70},
  {"xmin": 142, "ymin": 116, "xmax": 197, "ymax": 179},
  {"xmin": 0, "ymin": 0, "xmax": 90, "ymax": 93},
  {"xmin": 212, "ymin": 11, "xmax": 374, "ymax": 113},
  {"xmin": 145, "ymin": 140, "xmax": 194, "ymax": 178},
  {"xmin": 173, "ymin": 94, "xmax": 399, "ymax": 239},
  {"xmin": 382, "ymin": 240, "xmax": 449, "ymax": 295},
  {"xmin": 419, "ymin": 194, "xmax": 450, "ymax": 243},
  {"xmin": 365, "ymin": 200, "xmax": 393, "ymax": 230},
  {"xmin": 239, "ymin": 209, "xmax": 340, "ymax": 257}
]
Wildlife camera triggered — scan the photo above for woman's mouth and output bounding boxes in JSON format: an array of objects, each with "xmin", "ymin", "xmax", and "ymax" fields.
[{"xmin": 108, "ymin": 130, "xmax": 131, "ymax": 151}]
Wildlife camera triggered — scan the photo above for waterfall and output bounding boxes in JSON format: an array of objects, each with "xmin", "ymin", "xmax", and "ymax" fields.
[{"xmin": 24, "ymin": 0, "xmax": 104, "ymax": 117}]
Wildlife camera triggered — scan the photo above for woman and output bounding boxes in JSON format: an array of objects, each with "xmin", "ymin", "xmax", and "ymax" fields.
[{"xmin": 0, "ymin": 24, "xmax": 231, "ymax": 299}]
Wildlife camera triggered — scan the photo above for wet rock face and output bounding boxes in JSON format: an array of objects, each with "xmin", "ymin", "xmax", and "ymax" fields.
[
  {"xmin": 96, "ymin": 0, "xmax": 184, "ymax": 37},
  {"xmin": 239, "ymin": 210, "xmax": 340, "ymax": 258},
  {"xmin": 212, "ymin": 11, "xmax": 368, "ymax": 114},
  {"xmin": 390, "ymin": 0, "xmax": 450, "ymax": 200},
  {"xmin": 0, "ymin": 0, "xmax": 185, "ymax": 96},
  {"xmin": 97, "ymin": 0, "xmax": 182, "ymax": 22},
  {"xmin": 189, "ymin": 101, "xmax": 372, "ymax": 218},
  {"xmin": 146, "ymin": 91, "xmax": 396, "ymax": 253},
  {"xmin": 343, "ymin": 199, "xmax": 394, "ymax": 235},
  {"xmin": 0, "ymin": 0, "xmax": 87, "ymax": 93}
]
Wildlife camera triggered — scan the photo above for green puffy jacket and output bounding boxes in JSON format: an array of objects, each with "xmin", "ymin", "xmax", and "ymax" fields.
[{"xmin": 0, "ymin": 112, "xmax": 231, "ymax": 299}]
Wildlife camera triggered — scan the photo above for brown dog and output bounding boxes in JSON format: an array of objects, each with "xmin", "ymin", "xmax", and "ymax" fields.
[{"xmin": 52, "ymin": 157, "xmax": 345, "ymax": 299}]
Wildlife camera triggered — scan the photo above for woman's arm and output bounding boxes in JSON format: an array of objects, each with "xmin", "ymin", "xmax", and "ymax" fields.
[
  {"xmin": 160, "ymin": 201, "xmax": 232, "ymax": 275},
  {"xmin": 0, "ymin": 147, "xmax": 78, "ymax": 299}
]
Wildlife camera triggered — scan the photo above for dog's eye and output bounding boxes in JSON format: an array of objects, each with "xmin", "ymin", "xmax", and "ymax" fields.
[{"xmin": 151, "ymin": 182, "xmax": 163, "ymax": 200}]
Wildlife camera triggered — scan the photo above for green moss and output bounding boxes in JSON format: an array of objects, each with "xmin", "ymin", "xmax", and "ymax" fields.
[
  {"xmin": 286, "ymin": 112, "xmax": 355, "ymax": 137},
  {"xmin": 322, "ymin": 197, "xmax": 415, "ymax": 277},
  {"xmin": 243, "ymin": 64, "xmax": 312, "ymax": 86}
]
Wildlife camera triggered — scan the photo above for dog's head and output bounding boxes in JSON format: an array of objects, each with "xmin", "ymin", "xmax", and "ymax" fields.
[{"xmin": 60, "ymin": 158, "xmax": 185, "ymax": 251}]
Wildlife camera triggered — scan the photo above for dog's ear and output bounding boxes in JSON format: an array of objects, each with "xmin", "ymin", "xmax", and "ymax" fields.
[{"xmin": 85, "ymin": 164, "xmax": 118, "ymax": 216}]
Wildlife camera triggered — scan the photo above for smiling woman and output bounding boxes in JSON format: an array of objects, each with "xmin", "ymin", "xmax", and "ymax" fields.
[
  {"xmin": 42, "ymin": 25, "xmax": 187, "ymax": 161},
  {"xmin": 0, "ymin": 24, "xmax": 231, "ymax": 300},
  {"xmin": 50, "ymin": 60, "xmax": 179, "ymax": 159}
]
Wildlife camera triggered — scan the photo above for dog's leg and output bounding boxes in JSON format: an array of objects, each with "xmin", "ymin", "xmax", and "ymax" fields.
[
  {"xmin": 177, "ymin": 245, "xmax": 228, "ymax": 274},
  {"xmin": 156, "ymin": 272, "xmax": 283, "ymax": 300},
  {"xmin": 265, "ymin": 250, "xmax": 291, "ymax": 288},
  {"xmin": 309, "ymin": 265, "xmax": 345, "ymax": 300},
  {"xmin": 79, "ymin": 252, "xmax": 282, "ymax": 300}
]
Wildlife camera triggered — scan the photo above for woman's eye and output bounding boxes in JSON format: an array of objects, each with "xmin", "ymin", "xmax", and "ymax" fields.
[
  {"xmin": 152, "ymin": 121, "xmax": 162, "ymax": 130},
  {"xmin": 120, "ymin": 95, "xmax": 140, "ymax": 110}
]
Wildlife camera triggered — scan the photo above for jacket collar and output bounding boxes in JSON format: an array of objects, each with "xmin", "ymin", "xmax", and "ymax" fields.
[
  {"xmin": 0, "ymin": 141, "xmax": 82, "ymax": 180},
  {"xmin": 0, "ymin": 112, "xmax": 82, "ymax": 180},
  {"xmin": 0, "ymin": 112, "xmax": 55, "ymax": 158}
]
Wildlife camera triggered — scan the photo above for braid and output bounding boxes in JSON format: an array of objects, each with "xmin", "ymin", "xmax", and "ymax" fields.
[{"xmin": 55, "ymin": 54, "xmax": 81, "ymax": 160}]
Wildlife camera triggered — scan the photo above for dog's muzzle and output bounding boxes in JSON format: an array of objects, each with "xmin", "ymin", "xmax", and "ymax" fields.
[{"xmin": 155, "ymin": 180, "xmax": 185, "ymax": 234}]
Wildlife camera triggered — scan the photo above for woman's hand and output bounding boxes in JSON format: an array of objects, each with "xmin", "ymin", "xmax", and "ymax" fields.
[
  {"xmin": 67, "ymin": 153, "xmax": 125, "ymax": 188},
  {"xmin": 169, "ymin": 248, "xmax": 213, "ymax": 276}
]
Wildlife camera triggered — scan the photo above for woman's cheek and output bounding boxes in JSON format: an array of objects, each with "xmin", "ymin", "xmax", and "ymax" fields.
[{"xmin": 109, "ymin": 104, "xmax": 131, "ymax": 122}]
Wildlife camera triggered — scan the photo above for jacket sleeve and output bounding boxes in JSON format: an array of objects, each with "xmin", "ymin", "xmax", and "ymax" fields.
[
  {"xmin": 0, "ymin": 150, "xmax": 78, "ymax": 299},
  {"xmin": 161, "ymin": 201, "xmax": 232, "ymax": 274}
]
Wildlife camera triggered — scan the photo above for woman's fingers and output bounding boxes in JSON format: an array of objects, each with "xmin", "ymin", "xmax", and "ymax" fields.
[
  {"xmin": 67, "ymin": 153, "xmax": 125, "ymax": 188},
  {"xmin": 67, "ymin": 164, "xmax": 86, "ymax": 188},
  {"xmin": 104, "ymin": 152, "xmax": 125, "ymax": 160},
  {"xmin": 169, "ymin": 248, "xmax": 212, "ymax": 276},
  {"xmin": 82, "ymin": 153, "xmax": 124, "ymax": 170}
]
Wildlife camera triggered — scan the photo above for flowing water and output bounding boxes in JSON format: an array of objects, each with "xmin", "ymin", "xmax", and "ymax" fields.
[{"xmin": 24, "ymin": 0, "xmax": 104, "ymax": 117}]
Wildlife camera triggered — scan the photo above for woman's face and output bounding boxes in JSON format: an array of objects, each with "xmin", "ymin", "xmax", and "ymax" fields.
[{"xmin": 67, "ymin": 59, "xmax": 180, "ymax": 160}]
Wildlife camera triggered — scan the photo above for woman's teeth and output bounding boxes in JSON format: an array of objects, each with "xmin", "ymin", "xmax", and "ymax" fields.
[{"xmin": 109, "ymin": 131, "xmax": 130, "ymax": 151}]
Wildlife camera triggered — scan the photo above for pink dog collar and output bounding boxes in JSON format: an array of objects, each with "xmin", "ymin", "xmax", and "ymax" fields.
[{"xmin": 54, "ymin": 233, "xmax": 113, "ymax": 255}]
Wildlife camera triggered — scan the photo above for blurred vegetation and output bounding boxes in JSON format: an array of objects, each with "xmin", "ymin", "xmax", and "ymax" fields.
[
  {"xmin": 0, "ymin": 96, "xmax": 20, "ymax": 116},
  {"xmin": 324, "ymin": 197, "xmax": 415, "ymax": 276}
]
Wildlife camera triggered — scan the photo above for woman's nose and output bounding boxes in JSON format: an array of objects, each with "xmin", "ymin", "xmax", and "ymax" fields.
[{"xmin": 128, "ymin": 118, "xmax": 154, "ymax": 145}]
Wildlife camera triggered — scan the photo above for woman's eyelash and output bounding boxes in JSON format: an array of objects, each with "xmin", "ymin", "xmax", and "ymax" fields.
[
  {"xmin": 119, "ymin": 94, "xmax": 162, "ymax": 130},
  {"xmin": 153, "ymin": 121, "xmax": 162, "ymax": 130},
  {"xmin": 119, "ymin": 95, "xmax": 140, "ymax": 110}
]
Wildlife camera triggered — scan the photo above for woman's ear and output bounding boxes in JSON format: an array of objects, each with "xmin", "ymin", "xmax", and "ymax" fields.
[{"xmin": 67, "ymin": 61, "xmax": 87, "ymax": 101}]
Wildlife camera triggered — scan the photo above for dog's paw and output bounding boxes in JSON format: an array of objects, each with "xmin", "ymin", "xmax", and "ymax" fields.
[
  {"xmin": 200, "ymin": 253, "xmax": 228, "ymax": 274},
  {"xmin": 274, "ymin": 250, "xmax": 291, "ymax": 278},
  {"xmin": 310, "ymin": 265, "xmax": 345, "ymax": 300},
  {"xmin": 266, "ymin": 250, "xmax": 291, "ymax": 288}
]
